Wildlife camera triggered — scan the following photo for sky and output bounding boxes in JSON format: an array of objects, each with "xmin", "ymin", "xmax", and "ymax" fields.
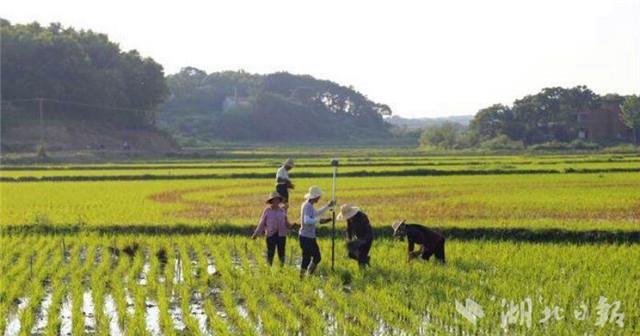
[{"xmin": 3, "ymin": 0, "xmax": 639, "ymax": 118}]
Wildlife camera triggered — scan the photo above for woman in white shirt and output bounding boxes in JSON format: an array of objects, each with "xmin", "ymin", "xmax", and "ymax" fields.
[{"xmin": 299, "ymin": 186, "xmax": 334, "ymax": 277}]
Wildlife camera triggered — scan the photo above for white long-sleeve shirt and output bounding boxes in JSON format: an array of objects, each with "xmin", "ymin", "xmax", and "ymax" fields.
[
  {"xmin": 275, "ymin": 166, "xmax": 290, "ymax": 183},
  {"xmin": 299, "ymin": 200, "xmax": 330, "ymax": 238}
]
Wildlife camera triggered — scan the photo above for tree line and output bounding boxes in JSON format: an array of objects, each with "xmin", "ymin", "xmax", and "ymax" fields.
[
  {"xmin": 420, "ymin": 86, "xmax": 640, "ymax": 149},
  {"xmin": 3, "ymin": 19, "xmax": 638, "ymax": 148},
  {"xmin": 1, "ymin": 19, "xmax": 392, "ymax": 142},
  {"xmin": 160, "ymin": 68, "xmax": 392, "ymax": 143},
  {"xmin": 1, "ymin": 19, "xmax": 168, "ymax": 127}
]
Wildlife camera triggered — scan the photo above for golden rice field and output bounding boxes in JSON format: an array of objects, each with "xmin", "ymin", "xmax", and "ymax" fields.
[
  {"xmin": 1, "ymin": 153, "xmax": 638, "ymax": 335},
  {"xmin": 1, "ymin": 173, "xmax": 638, "ymax": 231}
]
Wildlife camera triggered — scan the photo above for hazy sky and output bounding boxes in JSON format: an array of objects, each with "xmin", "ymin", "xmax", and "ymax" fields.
[{"xmin": 4, "ymin": 0, "xmax": 639, "ymax": 117}]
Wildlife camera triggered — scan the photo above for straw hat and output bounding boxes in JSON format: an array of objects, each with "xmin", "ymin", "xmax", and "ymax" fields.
[
  {"xmin": 337, "ymin": 204, "xmax": 359, "ymax": 221},
  {"xmin": 265, "ymin": 191, "xmax": 283, "ymax": 204},
  {"xmin": 283, "ymin": 158, "xmax": 294, "ymax": 168},
  {"xmin": 304, "ymin": 186, "xmax": 323, "ymax": 200},
  {"xmin": 392, "ymin": 220, "xmax": 406, "ymax": 235}
]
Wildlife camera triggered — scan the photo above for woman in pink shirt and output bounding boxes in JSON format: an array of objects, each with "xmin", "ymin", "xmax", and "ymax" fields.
[{"xmin": 251, "ymin": 192, "xmax": 297, "ymax": 266}]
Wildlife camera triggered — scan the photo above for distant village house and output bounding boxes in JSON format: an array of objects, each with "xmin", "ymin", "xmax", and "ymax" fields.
[
  {"xmin": 222, "ymin": 87, "xmax": 253, "ymax": 112},
  {"xmin": 577, "ymin": 104, "xmax": 633, "ymax": 143}
]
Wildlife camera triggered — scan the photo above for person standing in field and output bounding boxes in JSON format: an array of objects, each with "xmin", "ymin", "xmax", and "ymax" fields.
[
  {"xmin": 392, "ymin": 220, "xmax": 446, "ymax": 264},
  {"xmin": 299, "ymin": 186, "xmax": 335, "ymax": 277},
  {"xmin": 275, "ymin": 158, "xmax": 295, "ymax": 209},
  {"xmin": 251, "ymin": 192, "xmax": 297, "ymax": 266},
  {"xmin": 337, "ymin": 204, "xmax": 374, "ymax": 268}
]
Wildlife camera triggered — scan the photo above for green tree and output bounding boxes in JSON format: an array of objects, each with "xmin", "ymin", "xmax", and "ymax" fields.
[
  {"xmin": 469, "ymin": 86, "xmax": 602, "ymax": 146},
  {"xmin": 620, "ymin": 95, "xmax": 640, "ymax": 145},
  {"xmin": 510, "ymin": 86, "xmax": 599, "ymax": 144},
  {"xmin": 0, "ymin": 19, "xmax": 168, "ymax": 126},
  {"xmin": 469, "ymin": 104, "xmax": 517, "ymax": 141},
  {"xmin": 419, "ymin": 122, "xmax": 465, "ymax": 149},
  {"xmin": 160, "ymin": 69, "xmax": 392, "ymax": 142}
]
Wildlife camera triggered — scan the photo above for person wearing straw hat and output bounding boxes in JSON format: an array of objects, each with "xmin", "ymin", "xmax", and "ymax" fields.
[
  {"xmin": 392, "ymin": 220, "xmax": 446, "ymax": 264},
  {"xmin": 299, "ymin": 186, "xmax": 335, "ymax": 277},
  {"xmin": 251, "ymin": 192, "xmax": 298, "ymax": 266},
  {"xmin": 337, "ymin": 204, "xmax": 373, "ymax": 267},
  {"xmin": 275, "ymin": 158, "xmax": 295, "ymax": 208}
]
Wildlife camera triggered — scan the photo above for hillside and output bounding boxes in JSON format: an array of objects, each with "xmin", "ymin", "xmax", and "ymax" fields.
[
  {"xmin": 159, "ymin": 69, "xmax": 392, "ymax": 144},
  {"xmin": 1, "ymin": 20, "xmax": 172, "ymax": 156},
  {"xmin": 1, "ymin": 120, "xmax": 178, "ymax": 154}
]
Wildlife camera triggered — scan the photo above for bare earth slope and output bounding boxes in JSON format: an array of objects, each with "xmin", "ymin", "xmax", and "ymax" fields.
[{"xmin": 1, "ymin": 120, "xmax": 179, "ymax": 153}]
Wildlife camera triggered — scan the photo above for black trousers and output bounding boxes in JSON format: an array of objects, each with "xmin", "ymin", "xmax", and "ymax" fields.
[
  {"xmin": 275, "ymin": 183, "xmax": 289, "ymax": 203},
  {"xmin": 299, "ymin": 236, "xmax": 321, "ymax": 270},
  {"xmin": 348, "ymin": 239, "xmax": 372, "ymax": 266},
  {"xmin": 422, "ymin": 240, "xmax": 446, "ymax": 263},
  {"xmin": 266, "ymin": 234, "xmax": 286, "ymax": 265}
]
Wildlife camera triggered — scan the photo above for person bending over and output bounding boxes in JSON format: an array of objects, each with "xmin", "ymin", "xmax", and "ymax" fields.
[
  {"xmin": 338, "ymin": 204, "xmax": 373, "ymax": 268},
  {"xmin": 392, "ymin": 220, "xmax": 445, "ymax": 264}
]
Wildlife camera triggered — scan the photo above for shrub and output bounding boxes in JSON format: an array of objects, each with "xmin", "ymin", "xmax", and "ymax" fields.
[
  {"xmin": 601, "ymin": 144, "xmax": 639, "ymax": 153},
  {"xmin": 479, "ymin": 135, "xmax": 525, "ymax": 150},
  {"xmin": 419, "ymin": 122, "xmax": 467, "ymax": 149},
  {"xmin": 569, "ymin": 140, "xmax": 600, "ymax": 150},
  {"xmin": 529, "ymin": 141, "xmax": 572, "ymax": 151},
  {"xmin": 530, "ymin": 141, "xmax": 600, "ymax": 151}
]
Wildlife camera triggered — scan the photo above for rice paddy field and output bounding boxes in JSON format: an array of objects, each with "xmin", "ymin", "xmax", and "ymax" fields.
[{"xmin": 1, "ymin": 153, "xmax": 639, "ymax": 335}]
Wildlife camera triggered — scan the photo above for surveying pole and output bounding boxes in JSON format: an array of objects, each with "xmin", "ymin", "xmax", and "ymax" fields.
[{"xmin": 330, "ymin": 158, "xmax": 339, "ymax": 271}]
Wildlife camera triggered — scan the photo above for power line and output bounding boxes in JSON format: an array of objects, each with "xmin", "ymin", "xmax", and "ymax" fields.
[
  {"xmin": 1, "ymin": 98, "xmax": 41, "ymax": 103},
  {"xmin": 2, "ymin": 97, "xmax": 158, "ymax": 114}
]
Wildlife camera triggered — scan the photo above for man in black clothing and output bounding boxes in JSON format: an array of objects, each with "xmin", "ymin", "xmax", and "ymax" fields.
[
  {"xmin": 338, "ymin": 204, "xmax": 373, "ymax": 267},
  {"xmin": 392, "ymin": 220, "xmax": 446, "ymax": 264}
]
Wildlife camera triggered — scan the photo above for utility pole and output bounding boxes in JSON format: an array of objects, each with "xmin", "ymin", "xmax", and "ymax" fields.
[{"xmin": 38, "ymin": 98, "xmax": 44, "ymax": 146}]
